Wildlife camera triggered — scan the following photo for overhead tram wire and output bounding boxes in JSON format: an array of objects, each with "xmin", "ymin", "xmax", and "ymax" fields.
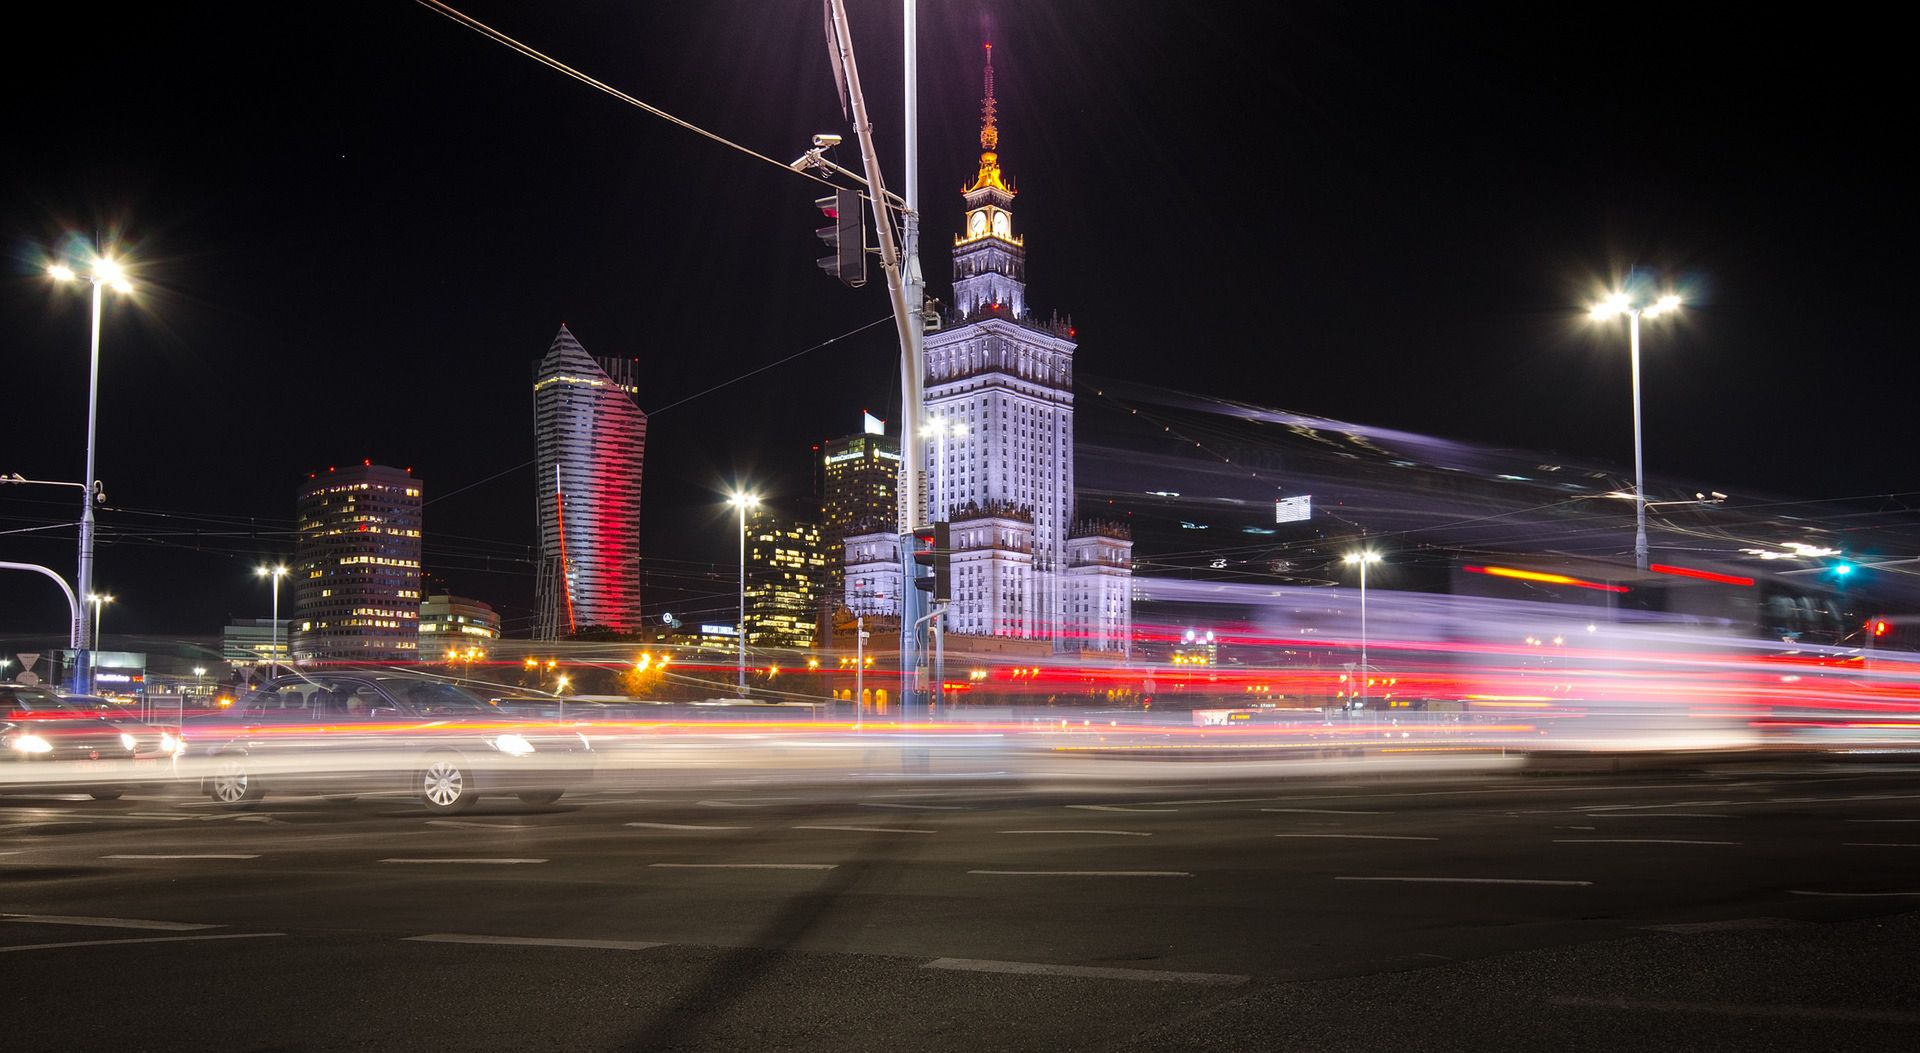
[
  {"xmin": 425, "ymin": 315, "xmax": 894, "ymax": 508},
  {"xmin": 412, "ymin": 0, "xmax": 847, "ymax": 196}
]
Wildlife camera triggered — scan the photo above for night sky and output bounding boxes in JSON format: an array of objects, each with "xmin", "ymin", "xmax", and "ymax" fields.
[{"xmin": 2, "ymin": 2, "xmax": 1912, "ymax": 637}]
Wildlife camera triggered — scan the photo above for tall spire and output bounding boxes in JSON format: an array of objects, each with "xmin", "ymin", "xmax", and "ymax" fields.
[
  {"xmin": 965, "ymin": 42, "xmax": 1012, "ymax": 195},
  {"xmin": 980, "ymin": 42, "xmax": 998, "ymax": 152}
]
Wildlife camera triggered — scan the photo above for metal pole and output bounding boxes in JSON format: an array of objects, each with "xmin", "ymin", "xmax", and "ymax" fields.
[
  {"xmin": 1629, "ymin": 309, "xmax": 1648, "ymax": 571},
  {"xmin": 1357, "ymin": 561, "xmax": 1368, "ymax": 710},
  {"xmin": 855, "ymin": 615, "xmax": 865, "ymax": 730},
  {"xmin": 269, "ymin": 576, "xmax": 280, "ymax": 679},
  {"xmin": 74, "ymin": 278, "xmax": 104, "ymax": 692},
  {"xmin": 738, "ymin": 502, "xmax": 748, "ymax": 695}
]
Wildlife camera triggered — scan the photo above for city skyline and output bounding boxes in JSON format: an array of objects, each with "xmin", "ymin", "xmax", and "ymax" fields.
[{"xmin": 3, "ymin": 3, "xmax": 1915, "ymax": 639}]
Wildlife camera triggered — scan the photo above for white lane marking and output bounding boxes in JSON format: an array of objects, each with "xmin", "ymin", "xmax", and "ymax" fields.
[
  {"xmin": 648, "ymin": 863, "xmax": 836, "ymax": 870},
  {"xmin": 379, "ymin": 858, "xmax": 547, "ymax": 865},
  {"xmin": 1274, "ymin": 833, "xmax": 1438, "ymax": 841},
  {"xmin": 1260, "ymin": 807, "xmax": 1386, "ymax": 815},
  {"xmin": 2, "ymin": 914, "xmax": 219, "ymax": 931},
  {"xmin": 1584, "ymin": 813, "xmax": 1730, "ymax": 819},
  {"xmin": 426, "ymin": 820, "xmax": 525, "ymax": 830},
  {"xmin": 969, "ymin": 869, "xmax": 1192, "ymax": 878},
  {"xmin": 102, "ymin": 854, "xmax": 262, "ymax": 860},
  {"xmin": 0, "ymin": 932, "xmax": 283, "ymax": 954},
  {"xmin": 1844, "ymin": 842, "xmax": 1920, "ymax": 848},
  {"xmin": 792, "ymin": 825, "xmax": 937, "ymax": 834},
  {"xmin": 625, "ymin": 822, "xmax": 749, "ymax": 831},
  {"xmin": 859, "ymin": 802, "xmax": 968, "ymax": 811},
  {"xmin": 1553, "ymin": 839, "xmax": 1740, "ymax": 846},
  {"xmin": 1337, "ymin": 876, "xmax": 1593, "ymax": 886},
  {"xmin": 1549, "ymin": 995, "xmax": 1920, "ymax": 1023},
  {"xmin": 998, "ymin": 829, "xmax": 1153, "ymax": 837},
  {"xmin": 406, "ymin": 933, "xmax": 667, "ymax": 951},
  {"xmin": 1065, "ymin": 805, "xmax": 1178, "ymax": 814},
  {"xmin": 923, "ymin": 957, "xmax": 1247, "ymax": 986},
  {"xmin": 1790, "ymin": 889, "xmax": 1920, "ymax": 897}
]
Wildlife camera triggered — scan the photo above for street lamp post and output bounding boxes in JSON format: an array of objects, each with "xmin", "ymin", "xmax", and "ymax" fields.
[
  {"xmin": 85, "ymin": 593, "xmax": 114, "ymax": 691},
  {"xmin": 728, "ymin": 490, "xmax": 760, "ymax": 696},
  {"xmin": 1589, "ymin": 290, "xmax": 1682, "ymax": 571},
  {"xmin": 921, "ymin": 420, "xmax": 967, "ymax": 522},
  {"xmin": 1342, "ymin": 551, "xmax": 1382, "ymax": 710},
  {"xmin": 255, "ymin": 565, "xmax": 289, "ymax": 679},
  {"xmin": 48, "ymin": 255, "xmax": 133, "ymax": 694}
]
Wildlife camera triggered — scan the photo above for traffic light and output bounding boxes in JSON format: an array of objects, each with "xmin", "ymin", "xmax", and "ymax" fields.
[
  {"xmin": 912, "ymin": 521, "xmax": 951, "ymax": 602},
  {"xmin": 814, "ymin": 188, "xmax": 866, "ymax": 288}
]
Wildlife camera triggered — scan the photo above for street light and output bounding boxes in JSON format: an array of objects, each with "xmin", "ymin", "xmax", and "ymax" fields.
[
  {"xmin": 48, "ymin": 252, "xmax": 134, "ymax": 693},
  {"xmin": 727, "ymin": 489, "xmax": 760, "ymax": 696},
  {"xmin": 920, "ymin": 419, "xmax": 968, "ymax": 522},
  {"xmin": 1342, "ymin": 551, "xmax": 1382, "ymax": 710},
  {"xmin": 84, "ymin": 593, "xmax": 115, "ymax": 693},
  {"xmin": 255, "ymin": 564, "xmax": 289, "ymax": 679},
  {"xmin": 1589, "ymin": 288, "xmax": 1683, "ymax": 570}
]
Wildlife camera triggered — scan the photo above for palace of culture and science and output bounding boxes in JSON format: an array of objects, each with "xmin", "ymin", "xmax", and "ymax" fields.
[{"xmin": 846, "ymin": 45, "xmax": 1132, "ymax": 656}]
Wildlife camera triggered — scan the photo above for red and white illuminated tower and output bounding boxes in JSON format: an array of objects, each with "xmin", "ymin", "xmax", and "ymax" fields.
[{"xmin": 533, "ymin": 325, "xmax": 647, "ymax": 639}]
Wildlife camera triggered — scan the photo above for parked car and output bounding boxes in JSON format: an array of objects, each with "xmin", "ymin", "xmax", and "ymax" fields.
[
  {"xmin": 187, "ymin": 672, "xmax": 593, "ymax": 814},
  {"xmin": 1, "ymin": 685, "xmax": 185, "ymax": 800}
]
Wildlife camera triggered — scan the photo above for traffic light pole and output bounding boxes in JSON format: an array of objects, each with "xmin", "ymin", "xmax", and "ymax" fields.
[{"xmin": 823, "ymin": 0, "xmax": 928, "ymax": 715}]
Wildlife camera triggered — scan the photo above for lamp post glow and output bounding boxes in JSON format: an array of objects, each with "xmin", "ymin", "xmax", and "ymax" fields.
[
  {"xmin": 255, "ymin": 565, "xmax": 289, "ymax": 679},
  {"xmin": 1590, "ymin": 290, "xmax": 1682, "ymax": 570},
  {"xmin": 1342, "ymin": 551, "xmax": 1382, "ymax": 710},
  {"xmin": 48, "ymin": 254, "xmax": 133, "ymax": 693},
  {"xmin": 728, "ymin": 490, "xmax": 760, "ymax": 695}
]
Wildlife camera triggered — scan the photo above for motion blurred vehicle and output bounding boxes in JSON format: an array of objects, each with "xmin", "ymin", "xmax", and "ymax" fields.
[
  {"xmin": 1, "ymin": 685, "xmax": 186, "ymax": 800},
  {"xmin": 189, "ymin": 672, "xmax": 593, "ymax": 814}
]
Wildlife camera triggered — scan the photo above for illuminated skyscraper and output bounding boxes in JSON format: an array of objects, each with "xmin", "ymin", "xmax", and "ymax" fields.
[
  {"xmin": 533, "ymin": 324, "xmax": 647, "ymax": 639},
  {"xmin": 821, "ymin": 414, "xmax": 900, "ymax": 605},
  {"xmin": 291, "ymin": 463, "xmax": 423, "ymax": 663},
  {"xmin": 914, "ymin": 44, "xmax": 1133, "ymax": 653},
  {"xmin": 744, "ymin": 511, "xmax": 827, "ymax": 650}
]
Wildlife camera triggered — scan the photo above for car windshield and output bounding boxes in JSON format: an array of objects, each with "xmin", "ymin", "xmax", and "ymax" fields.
[{"xmin": 377, "ymin": 680, "xmax": 492, "ymax": 716}]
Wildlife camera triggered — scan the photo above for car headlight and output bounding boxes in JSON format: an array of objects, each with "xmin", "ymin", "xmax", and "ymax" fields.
[
  {"xmin": 160, "ymin": 732, "xmax": 184, "ymax": 755},
  {"xmin": 8, "ymin": 733, "xmax": 53, "ymax": 754},
  {"xmin": 491, "ymin": 733, "xmax": 535, "ymax": 757},
  {"xmin": 120, "ymin": 733, "xmax": 138, "ymax": 752}
]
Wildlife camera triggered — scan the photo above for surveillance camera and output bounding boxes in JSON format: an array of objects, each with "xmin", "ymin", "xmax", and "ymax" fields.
[{"xmin": 812, "ymin": 133, "xmax": 843, "ymax": 149}]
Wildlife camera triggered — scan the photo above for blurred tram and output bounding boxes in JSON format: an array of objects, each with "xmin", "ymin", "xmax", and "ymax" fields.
[{"xmin": 1436, "ymin": 555, "xmax": 1883, "ymax": 748}]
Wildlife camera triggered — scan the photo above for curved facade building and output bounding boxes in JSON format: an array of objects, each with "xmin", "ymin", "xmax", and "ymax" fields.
[
  {"xmin": 291, "ymin": 463, "xmax": 423, "ymax": 663},
  {"xmin": 534, "ymin": 324, "xmax": 647, "ymax": 638}
]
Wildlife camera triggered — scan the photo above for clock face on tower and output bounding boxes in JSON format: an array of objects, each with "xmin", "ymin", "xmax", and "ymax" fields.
[
  {"xmin": 992, "ymin": 212, "xmax": 1010, "ymax": 238},
  {"xmin": 968, "ymin": 212, "xmax": 986, "ymax": 237}
]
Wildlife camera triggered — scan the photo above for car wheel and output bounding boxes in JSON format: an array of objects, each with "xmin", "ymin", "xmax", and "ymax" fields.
[
  {"xmin": 88, "ymin": 791, "xmax": 123, "ymax": 801},
  {"xmin": 208, "ymin": 755, "xmax": 263, "ymax": 810},
  {"xmin": 419, "ymin": 755, "xmax": 479, "ymax": 815},
  {"xmin": 517, "ymin": 790, "xmax": 564, "ymax": 806}
]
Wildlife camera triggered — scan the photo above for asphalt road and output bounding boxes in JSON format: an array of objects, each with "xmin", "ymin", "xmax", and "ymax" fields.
[{"xmin": 5, "ymin": 758, "xmax": 1920, "ymax": 1051}]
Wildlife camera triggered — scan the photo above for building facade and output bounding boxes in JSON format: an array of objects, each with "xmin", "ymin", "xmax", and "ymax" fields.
[
  {"xmin": 744, "ymin": 512, "xmax": 827, "ymax": 650},
  {"xmin": 533, "ymin": 324, "xmax": 648, "ymax": 639},
  {"xmin": 292, "ymin": 463, "xmax": 423, "ymax": 663},
  {"xmin": 418, "ymin": 594, "xmax": 502, "ymax": 657},
  {"xmin": 903, "ymin": 44, "xmax": 1133, "ymax": 654},
  {"xmin": 221, "ymin": 618, "xmax": 290, "ymax": 669},
  {"xmin": 821, "ymin": 417, "xmax": 900, "ymax": 605}
]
